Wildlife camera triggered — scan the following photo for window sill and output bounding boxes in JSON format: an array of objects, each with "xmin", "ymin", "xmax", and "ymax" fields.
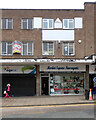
[
  {"xmin": 42, "ymin": 55, "xmax": 54, "ymax": 56},
  {"xmin": 1, "ymin": 54, "xmax": 13, "ymax": 56},
  {"xmin": 62, "ymin": 55, "xmax": 75, "ymax": 57},
  {"xmin": 2, "ymin": 29, "xmax": 13, "ymax": 30},
  {"xmin": 21, "ymin": 55, "xmax": 34, "ymax": 56},
  {"xmin": 21, "ymin": 28, "xmax": 33, "ymax": 30}
]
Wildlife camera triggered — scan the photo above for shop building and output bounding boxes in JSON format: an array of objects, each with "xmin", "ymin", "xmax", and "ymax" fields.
[{"xmin": 0, "ymin": 2, "xmax": 96, "ymax": 96}]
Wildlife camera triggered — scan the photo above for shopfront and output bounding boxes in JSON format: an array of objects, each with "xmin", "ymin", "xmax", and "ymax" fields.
[
  {"xmin": 50, "ymin": 73, "xmax": 84, "ymax": 95},
  {"xmin": 40, "ymin": 64, "xmax": 86, "ymax": 95},
  {"xmin": 2, "ymin": 65, "xmax": 36, "ymax": 96},
  {"xmin": 89, "ymin": 65, "xmax": 96, "ymax": 94}
]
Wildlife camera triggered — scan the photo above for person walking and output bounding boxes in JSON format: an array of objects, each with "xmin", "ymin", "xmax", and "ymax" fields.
[{"xmin": 6, "ymin": 83, "xmax": 11, "ymax": 98}]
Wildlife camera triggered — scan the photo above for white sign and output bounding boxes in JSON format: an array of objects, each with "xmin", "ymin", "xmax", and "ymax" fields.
[
  {"xmin": 42, "ymin": 30, "xmax": 74, "ymax": 41},
  {"xmin": 2, "ymin": 66, "xmax": 36, "ymax": 74},
  {"xmin": 40, "ymin": 64, "xmax": 85, "ymax": 72},
  {"xmin": 33, "ymin": 17, "xmax": 42, "ymax": 29}
]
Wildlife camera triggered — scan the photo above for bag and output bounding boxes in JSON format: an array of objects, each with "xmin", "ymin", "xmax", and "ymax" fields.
[{"xmin": 4, "ymin": 90, "xmax": 6, "ymax": 94}]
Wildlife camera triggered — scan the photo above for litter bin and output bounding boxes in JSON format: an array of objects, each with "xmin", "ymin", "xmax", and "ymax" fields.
[{"xmin": 85, "ymin": 89, "xmax": 89, "ymax": 100}]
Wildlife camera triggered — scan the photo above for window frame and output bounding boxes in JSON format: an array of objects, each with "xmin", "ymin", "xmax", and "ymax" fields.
[
  {"xmin": 1, "ymin": 42, "xmax": 13, "ymax": 55},
  {"xmin": 22, "ymin": 42, "xmax": 34, "ymax": 56},
  {"xmin": 63, "ymin": 19, "xmax": 74, "ymax": 29},
  {"xmin": 43, "ymin": 19, "xmax": 54, "ymax": 29},
  {"xmin": 62, "ymin": 42, "xmax": 74, "ymax": 56},
  {"xmin": 42, "ymin": 42, "xmax": 54, "ymax": 55},
  {"xmin": 21, "ymin": 18, "xmax": 33, "ymax": 30},
  {"xmin": 1, "ymin": 18, "xmax": 13, "ymax": 29}
]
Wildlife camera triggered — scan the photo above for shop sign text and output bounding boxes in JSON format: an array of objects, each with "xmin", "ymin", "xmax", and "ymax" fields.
[
  {"xmin": 47, "ymin": 66, "xmax": 79, "ymax": 70},
  {"xmin": 3, "ymin": 67, "xmax": 16, "ymax": 72}
]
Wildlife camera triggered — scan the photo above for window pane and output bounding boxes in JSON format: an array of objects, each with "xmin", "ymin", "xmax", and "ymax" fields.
[
  {"xmin": 49, "ymin": 19, "xmax": 53, "ymax": 28},
  {"xmin": 8, "ymin": 19, "xmax": 12, "ymax": 29},
  {"xmin": 23, "ymin": 44, "xmax": 27, "ymax": 55},
  {"xmin": 23, "ymin": 22, "xmax": 27, "ymax": 29},
  {"xmin": 28, "ymin": 42, "xmax": 33, "ymax": 55},
  {"xmin": 28, "ymin": 19, "xmax": 32, "ymax": 29},
  {"xmin": 49, "ymin": 43, "xmax": 53, "ymax": 55},
  {"xmin": 69, "ymin": 43, "xmax": 74, "ymax": 55},
  {"xmin": 49, "ymin": 43, "xmax": 53, "ymax": 50},
  {"xmin": 63, "ymin": 19, "xmax": 68, "ymax": 28},
  {"xmin": 63, "ymin": 43, "xmax": 68, "ymax": 55},
  {"xmin": 43, "ymin": 22, "xmax": 48, "ymax": 29},
  {"xmin": 43, "ymin": 19, "xmax": 48, "ymax": 29},
  {"xmin": 69, "ymin": 19, "xmax": 74, "ymax": 29},
  {"xmin": 2, "ymin": 19, "xmax": 6, "ymax": 29},
  {"xmin": 8, "ymin": 44, "xmax": 12, "ymax": 54},
  {"xmin": 22, "ymin": 19, "xmax": 27, "ymax": 29},
  {"xmin": 43, "ymin": 42, "xmax": 47, "ymax": 51},
  {"xmin": 2, "ymin": 42, "xmax": 6, "ymax": 54}
]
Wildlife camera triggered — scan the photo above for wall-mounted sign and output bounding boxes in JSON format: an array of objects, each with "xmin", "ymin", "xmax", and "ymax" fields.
[
  {"xmin": 40, "ymin": 64, "xmax": 85, "ymax": 72},
  {"xmin": 47, "ymin": 66, "xmax": 79, "ymax": 70},
  {"xmin": 2, "ymin": 66, "xmax": 36, "ymax": 74},
  {"xmin": 89, "ymin": 65, "xmax": 96, "ymax": 74},
  {"xmin": 3, "ymin": 66, "xmax": 16, "ymax": 72},
  {"xmin": 12, "ymin": 41, "xmax": 21, "ymax": 54}
]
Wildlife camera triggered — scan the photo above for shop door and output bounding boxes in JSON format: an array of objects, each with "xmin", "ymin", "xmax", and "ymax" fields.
[{"xmin": 41, "ymin": 77, "xmax": 49, "ymax": 95}]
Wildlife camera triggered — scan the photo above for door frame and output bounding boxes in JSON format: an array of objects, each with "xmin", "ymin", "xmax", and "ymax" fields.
[{"xmin": 40, "ymin": 73, "xmax": 50, "ymax": 95}]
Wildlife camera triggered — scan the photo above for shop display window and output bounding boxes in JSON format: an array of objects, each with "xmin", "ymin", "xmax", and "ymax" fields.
[{"xmin": 50, "ymin": 73, "xmax": 84, "ymax": 95}]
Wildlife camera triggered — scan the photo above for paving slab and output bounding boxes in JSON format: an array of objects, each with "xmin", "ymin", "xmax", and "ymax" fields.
[{"xmin": 1, "ymin": 95, "xmax": 95, "ymax": 107}]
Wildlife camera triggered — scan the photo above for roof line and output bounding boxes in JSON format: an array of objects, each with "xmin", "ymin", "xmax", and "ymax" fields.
[{"xmin": 1, "ymin": 8, "xmax": 84, "ymax": 11}]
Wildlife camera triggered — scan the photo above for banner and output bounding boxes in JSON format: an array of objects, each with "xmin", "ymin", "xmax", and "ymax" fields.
[{"xmin": 12, "ymin": 41, "xmax": 21, "ymax": 54}]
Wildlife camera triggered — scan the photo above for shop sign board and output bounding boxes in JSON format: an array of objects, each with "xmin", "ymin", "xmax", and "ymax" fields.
[
  {"xmin": 89, "ymin": 65, "xmax": 96, "ymax": 74},
  {"xmin": 2, "ymin": 66, "xmax": 36, "ymax": 74},
  {"xmin": 47, "ymin": 66, "xmax": 79, "ymax": 71},
  {"xmin": 40, "ymin": 64, "xmax": 85, "ymax": 72},
  {"xmin": 12, "ymin": 41, "xmax": 21, "ymax": 54}
]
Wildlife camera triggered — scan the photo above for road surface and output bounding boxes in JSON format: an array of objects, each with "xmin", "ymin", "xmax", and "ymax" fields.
[{"xmin": 1, "ymin": 104, "xmax": 95, "ymax": 118}]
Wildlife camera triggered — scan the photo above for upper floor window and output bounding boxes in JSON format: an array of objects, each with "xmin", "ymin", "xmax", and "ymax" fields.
[
  {"xmin": 42, "ymin": 42, "xmax": 54, "ymax": 55},
  {"xmin": 21, "ymin": 19, "xmax": 33, "ymax": 29},
  {"xmin": 63, "ymin": 19, "xmax": 74, "ymax": 29},
  {"xmin": 43, "ymin": 19, "xmax": 53, "ymax": 29},
  {"xmin": 22, "ymin": 42, "xmax": 33, "ymax": 55},
  {"xmin": 2, "ymin": 18, "xmax": 13, "ymax": 29},
  {"xmin": 1, "ymin": 42, "xmax": 12, "ymax": 55},
  {"xmin": 63, "ymin": 42, "xmax": 74, "ymax": 56}
]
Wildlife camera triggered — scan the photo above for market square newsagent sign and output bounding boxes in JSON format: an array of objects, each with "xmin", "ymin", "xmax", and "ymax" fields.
[
  {"xmin": 40, "ymin": 64, "xmax": 86, "ymax": 72},
  {"xmin": 47, "ymin": 66, "xmax": 79, "ymax": 70}
]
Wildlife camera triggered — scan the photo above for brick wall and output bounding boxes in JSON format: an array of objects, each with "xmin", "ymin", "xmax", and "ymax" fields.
[{"xmin": 1, "ymin": 3, "xmax": 96, "ymax": 59}]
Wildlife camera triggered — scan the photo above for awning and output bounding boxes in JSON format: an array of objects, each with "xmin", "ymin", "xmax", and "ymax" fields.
[{"xmin": 0, "ymin": 58, "xmax": 94, "ymax": 64}]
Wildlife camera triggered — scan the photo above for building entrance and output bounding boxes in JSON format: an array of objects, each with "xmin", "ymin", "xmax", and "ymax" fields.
[{"xmin": 41, "ymin": 77, "xmax": 49, "ymax": 95}]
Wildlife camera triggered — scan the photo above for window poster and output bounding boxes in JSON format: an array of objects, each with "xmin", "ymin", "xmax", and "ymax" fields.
[
  {"xmin": 93, "ymin": 77, "xmax": 96, "ymax": 88},
  {"xmin": 12, "ymin": 41, "xmax": 21, "ymax": 54}
]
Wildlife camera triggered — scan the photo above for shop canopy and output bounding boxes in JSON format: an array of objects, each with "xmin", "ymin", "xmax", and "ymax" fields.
[{"xmin": 0, "ymin": 58, "xmax": 95, "ymax": 64}]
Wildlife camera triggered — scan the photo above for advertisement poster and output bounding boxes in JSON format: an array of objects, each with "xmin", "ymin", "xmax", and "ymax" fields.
[
  {"xmin": 93, "ymin": 77, "xmax": 96, "ymax": 88},
  {"xmin": 12, "ymin": 41, "xmax": 21, "ymax": 54}
]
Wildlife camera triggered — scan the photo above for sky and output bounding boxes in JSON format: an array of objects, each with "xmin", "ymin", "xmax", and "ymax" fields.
[{"xmin": 0, "ymin": 0, "xmax": 95, "ymax": 9}]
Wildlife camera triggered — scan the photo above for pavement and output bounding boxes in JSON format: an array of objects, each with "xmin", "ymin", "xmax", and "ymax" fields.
[{"xmin": 1, "ymin": 95, "xmax": 96, "ymax": 107}]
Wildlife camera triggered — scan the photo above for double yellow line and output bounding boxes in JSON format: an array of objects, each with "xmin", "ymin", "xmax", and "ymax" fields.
[{"xmin": 1, "ymin": 103, "xmax": 95, "ymax": 109}]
